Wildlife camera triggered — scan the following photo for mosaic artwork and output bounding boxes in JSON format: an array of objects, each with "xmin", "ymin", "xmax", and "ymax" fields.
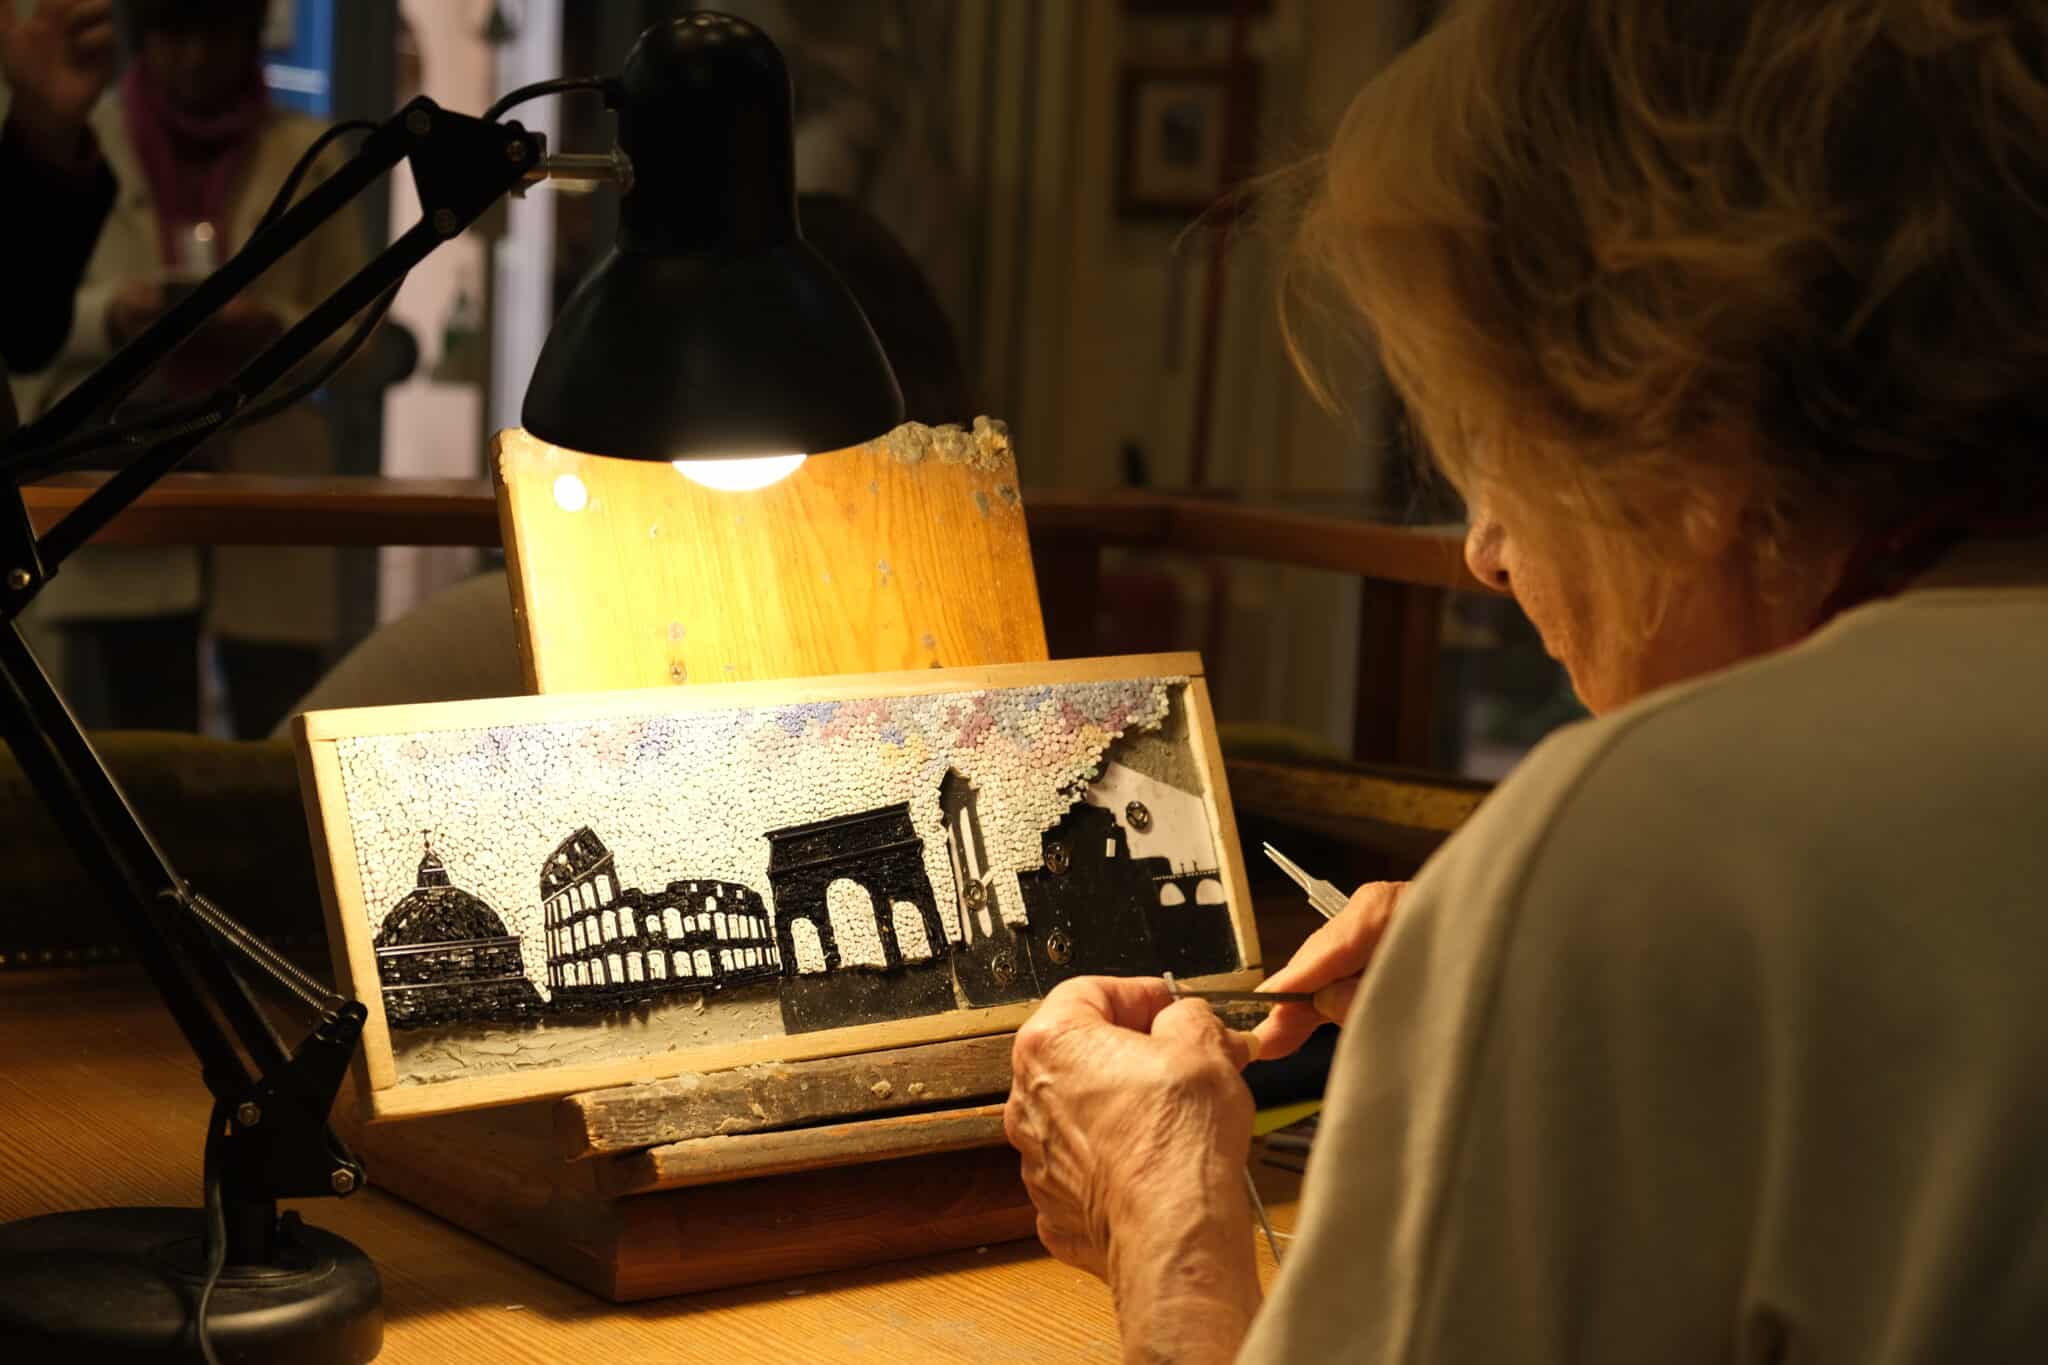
[{"xmin": 316, "ymin": 671, "xmax": 1246, "ymax": 1092}]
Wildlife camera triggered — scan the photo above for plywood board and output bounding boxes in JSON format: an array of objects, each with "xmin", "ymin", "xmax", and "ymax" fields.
[
  {"xmin": 493, "ymin": 421, "xmax": 1050, "ymax": 695},
  {"xmin": 296, "ymin": 653, "xmax": 1260, "ymax": 1120},
  {"xmin": 595, "ymin": 1103, "xmax": 1010, "ymax": 1197}
]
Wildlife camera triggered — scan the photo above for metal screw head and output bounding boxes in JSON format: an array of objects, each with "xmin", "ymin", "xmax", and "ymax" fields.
[
  {"xmin": 330, "ymin": 1168, "xmax": 358, "ymax": 1195},
  {"xmin": 506, "ymin": 139, "xmax": 529, "ymax": 163},
  {"xmin": 1046, "ymin": 930, "xmax": 1075, "ymax": 966},
  {"xmin": 431, "ymin": 207, "xmax": 460, "ymax": 236},
  {"xmin": 234, "ymin": 1101, "xmax": 262, "ymax": 1128},
  {"xmin": 405, "ymin": 107, "xmax": 431, "ymax": 136},
  {"xmin": 963, "ymin": 878, "xmax": 988, "ymax": 911},
  {"xmin": 6, "ymin": 568, "xmax": 31, "ymax": 591},
  {"xmin": 1125, "ymin": 801, "xmax": 1152, "ymax": 833},
  {"xmin": 1043, "ymin": 842, "xmax": 1070, "ymax": 876},
  {"xmin": 989, "ymin": 949, "xmax": 1016, "ymax": 987}
]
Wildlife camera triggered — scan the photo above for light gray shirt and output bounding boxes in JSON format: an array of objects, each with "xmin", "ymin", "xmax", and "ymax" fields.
[{"xmin": 1242, "ymin": 538, "xmax": 2048, "ymax": 1363}]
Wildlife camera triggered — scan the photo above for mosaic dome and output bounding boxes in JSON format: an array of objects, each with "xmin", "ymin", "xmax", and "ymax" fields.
[{"xmin": 374, "ymin": 846, "xmax": 511, "ymax": 947}]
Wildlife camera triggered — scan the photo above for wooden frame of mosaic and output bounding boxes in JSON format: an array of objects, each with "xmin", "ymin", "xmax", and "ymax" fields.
[{"xmin": 296, "ymin": 653, "xmax": 1259, "ymax": 1120}]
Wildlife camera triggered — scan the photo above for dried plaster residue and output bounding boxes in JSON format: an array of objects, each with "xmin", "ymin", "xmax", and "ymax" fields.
[{"xmin": 872, "ymin": 416, "xmax": 1013, "ymax": 473}]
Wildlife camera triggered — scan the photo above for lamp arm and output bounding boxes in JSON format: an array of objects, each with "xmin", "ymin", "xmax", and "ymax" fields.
[{"xmin": 0, "ymin": 96, "xmax": 548, "ymax": 1223}]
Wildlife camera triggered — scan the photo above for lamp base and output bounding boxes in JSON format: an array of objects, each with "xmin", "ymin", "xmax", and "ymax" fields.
[{"xmin": 0, "ymin": 1207, "xmax": 381, "ymax": 1363}]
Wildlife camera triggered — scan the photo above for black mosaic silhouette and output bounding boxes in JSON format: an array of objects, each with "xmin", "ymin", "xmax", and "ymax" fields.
[
  {"xmin": 1014, "ymin": 802, "xmax": 1239, "ymax": 990},
  {"xmin": 373, "ymin": 781, "xmax": 1237, "ymax": 1034},
  {"xmin": 373, "ymin": 840, "xmax": 545, "ymax": 1029},
  {"xmin": 765, "ymin": 803, "xmax": 957, "ymax": 1033},
  {"xmin": 539, "ymin": 826, "xmax": 780, "ymax": 1016}
]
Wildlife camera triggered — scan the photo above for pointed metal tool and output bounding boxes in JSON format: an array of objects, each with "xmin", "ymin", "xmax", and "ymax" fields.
[{"xmin": 1263, "ymin": 842, "xmax": 1348, "ymax": 920}]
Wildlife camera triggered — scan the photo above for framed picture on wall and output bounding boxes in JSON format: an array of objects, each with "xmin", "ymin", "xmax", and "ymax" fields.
[{"xmin": 1118, "ymin": 66, "xmax": 1257, "ymax": 219}]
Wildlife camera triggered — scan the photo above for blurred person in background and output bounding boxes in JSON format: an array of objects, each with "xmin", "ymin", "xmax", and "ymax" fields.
[
  {"xmin": 0, "ymin": 0, "xmax": 116, "ymax": 404},
  {"xmin": 8, "ymin": 0, "xmax": 366, "ymax": 736}
]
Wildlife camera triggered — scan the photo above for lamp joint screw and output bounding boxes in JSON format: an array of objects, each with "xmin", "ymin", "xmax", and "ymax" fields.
[
  {"xmin": 506, "ymin": 139, "xmax": 529, "ymax": 163},
  {"xmin": 5, "ymin": 568, "xmax": 30, "ymax": 591},
  {"xmin": 235, "ymin": 1101, "xmax": 262, "ymax": 1128},
  {"xmin": 431, "ymin": 208, "xmax": 459, "ymax": 236},
  {"xmin": 330, "ymin": 1168, "xmax": 358, "ymax": 1195},
  {"xmin": 406, "ymin": 108, "xmax": 431, "ymax": 137}
]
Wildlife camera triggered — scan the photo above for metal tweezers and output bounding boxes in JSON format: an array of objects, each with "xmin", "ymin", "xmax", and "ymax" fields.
[{"xmin": 1263, "ymin": 843, "xmax": 1348, "ymax": 920}]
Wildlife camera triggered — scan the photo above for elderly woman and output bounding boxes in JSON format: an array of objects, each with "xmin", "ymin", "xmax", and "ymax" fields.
[{"xmin": 1004, "ymin": 2, "xmax": 2048, "ymax": 1361}]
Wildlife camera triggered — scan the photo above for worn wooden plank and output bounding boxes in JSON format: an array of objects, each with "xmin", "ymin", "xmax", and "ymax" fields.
[
  {"xmin": 596, "ymin": 1103, "xmax": 1010, "ymax": 1197},
  {"xmin": 557, "ymin": 1032, "xmax": 1016, "ymax": 1160}
]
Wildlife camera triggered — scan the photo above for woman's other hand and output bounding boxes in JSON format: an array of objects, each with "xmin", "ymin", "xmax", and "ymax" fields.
[{"xmin": 1253, "ymin": 880, "xmax": 1405, "ymax": 1060}]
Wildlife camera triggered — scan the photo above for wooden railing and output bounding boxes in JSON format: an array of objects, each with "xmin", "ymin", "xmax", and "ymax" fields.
[{"xmin": 24, "ymin": 473, "xmax": 1490, "ymax": 765}]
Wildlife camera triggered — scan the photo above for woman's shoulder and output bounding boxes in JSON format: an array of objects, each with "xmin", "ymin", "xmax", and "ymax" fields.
[{"xmin": 1426, "ymin": 587, "xmax": 2048, "ymax": 963}]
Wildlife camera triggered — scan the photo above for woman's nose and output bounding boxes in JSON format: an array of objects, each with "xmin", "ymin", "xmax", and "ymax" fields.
[{"xmin": 1464, "ymin": 515, "xmax": 1511, "ymax": 591}]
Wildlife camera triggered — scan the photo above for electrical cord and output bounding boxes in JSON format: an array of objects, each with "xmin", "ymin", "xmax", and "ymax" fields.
[
  {"xmin": 194, "ymin": 1099, "xmax": 231, "ymax": 1365},
  {"xmin": 484, "ymin": 73, "xmax": 610, "ymax": 123},
  {"xmin": 250, "ymin": 118, "xmax": 379, "ymax": 240}
]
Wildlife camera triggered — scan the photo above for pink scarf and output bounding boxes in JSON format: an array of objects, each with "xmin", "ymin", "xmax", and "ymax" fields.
[{"xmin": 120, "ymin": 57, "xmax": 271, "ymax": 267}]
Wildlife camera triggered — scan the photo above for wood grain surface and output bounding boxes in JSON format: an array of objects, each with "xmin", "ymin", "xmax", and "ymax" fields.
[
  {"xmin": 494, "ymin": 426, "xmax": 1052, "ymax": 694},
  {"xmin": 0, "ymin": 969, "xmax": 1299, "ymax": 1360}
]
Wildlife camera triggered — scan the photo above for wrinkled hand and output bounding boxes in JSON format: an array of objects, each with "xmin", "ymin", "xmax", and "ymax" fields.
[
  {"xmin": 1252, "ymin": 879, "xmax": 1405, "ymax": 1060},
  {"xmin": 0, "ymin": 0, "xmax": 116, "ymax": 169},
  {"xmin": 1006, "ymin": 976, "xmax": 1257, "ymax": 1281}
]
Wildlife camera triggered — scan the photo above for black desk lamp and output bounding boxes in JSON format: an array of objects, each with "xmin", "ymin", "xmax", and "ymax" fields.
[{"xmin": 0, "ymin": 15, "xmax": 902, "ymax": 1363}]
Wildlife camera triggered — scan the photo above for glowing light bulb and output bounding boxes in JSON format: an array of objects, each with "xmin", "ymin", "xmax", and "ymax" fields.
[
  {"xmin": 552, "ymin": 474, "xmax": 588, "ymax": 511},
  {"xmin": 672, "ymin": 454, "xmax": 807, "ymax": 491}
]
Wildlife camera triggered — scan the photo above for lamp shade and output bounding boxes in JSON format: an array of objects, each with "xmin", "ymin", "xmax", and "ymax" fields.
[{"xmin": 521, "ymin": 14, "xmax": 905, "ymax": 461}]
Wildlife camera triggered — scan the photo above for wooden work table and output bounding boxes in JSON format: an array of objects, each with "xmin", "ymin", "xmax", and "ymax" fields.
[{"xmin": 0, "ymin": 968, "xmax": 1303, "ymax": 1362}]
